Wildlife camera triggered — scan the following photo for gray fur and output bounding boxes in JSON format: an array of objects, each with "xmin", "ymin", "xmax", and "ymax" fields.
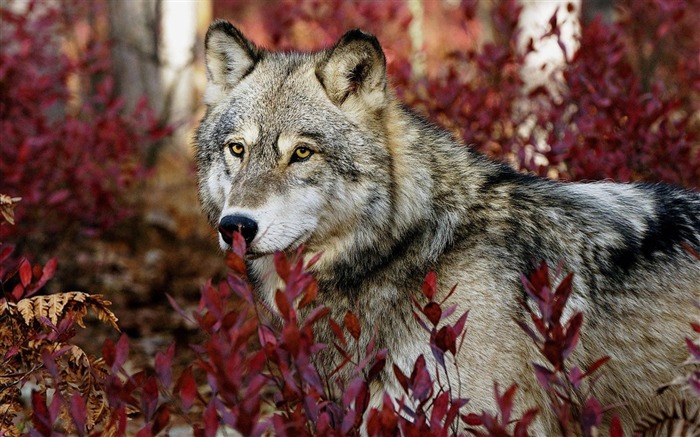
[{"xmin": 195, "ymin": 21, "xmax": 700, "ymax": 433}]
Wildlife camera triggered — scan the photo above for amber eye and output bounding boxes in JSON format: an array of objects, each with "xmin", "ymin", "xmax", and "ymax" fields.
[
  {"xmin": 228, "ymin": 142, "xmax": 245, "ymax": 158},
  {"xmin": 291, "ymin": 146, "xmax": 314, "ymax": 163}
]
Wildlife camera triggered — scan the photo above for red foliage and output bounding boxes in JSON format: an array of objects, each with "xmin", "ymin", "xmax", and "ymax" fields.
[
  {"xmin": 0, "ymin": 240, "xmax": 57, "ymax": 302},
  {"xmin": 516, "ymin": 262, "xmax": 618, "ymax": 437},
  {"xmin": 0, "ymin": 1, "xmax": 171, "ymax": 253},
  {"xmin": 530, "ymin": 9, "xmax": 699, "ymax": 185}
]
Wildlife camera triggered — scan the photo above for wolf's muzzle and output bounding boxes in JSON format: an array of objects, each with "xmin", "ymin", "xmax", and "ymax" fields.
[{"xmin": 218, "ymin": 215, "xmax": 258, "ymax": 247}]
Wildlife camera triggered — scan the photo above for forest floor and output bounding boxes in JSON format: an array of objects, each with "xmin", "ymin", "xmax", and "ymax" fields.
[{"xmin": 49, "ymin": 146, "xmax": 228, "ymax": 372}]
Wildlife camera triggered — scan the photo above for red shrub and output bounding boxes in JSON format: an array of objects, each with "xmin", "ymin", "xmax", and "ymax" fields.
[{"xmin": 0, "ymin": 1, "xmax": 170, "ymax": 253}]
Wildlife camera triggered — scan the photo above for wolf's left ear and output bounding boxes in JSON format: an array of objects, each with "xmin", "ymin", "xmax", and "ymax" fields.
[
  {"xmin": 204, "ymin": 20, "xmax": 261, "ymax": 105},
  {"xmin": 317, "ymin": 29, "xmax": 387, "ymax": 109}
]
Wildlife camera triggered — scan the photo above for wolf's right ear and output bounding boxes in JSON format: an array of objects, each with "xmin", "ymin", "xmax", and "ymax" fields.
[
  {"xmin": 317, "ymin": 29, "xmax": 387, "ymax": 110},
  {"xmin": 204, "ymin": 20, "xmax": 261, "ymax": 105}
]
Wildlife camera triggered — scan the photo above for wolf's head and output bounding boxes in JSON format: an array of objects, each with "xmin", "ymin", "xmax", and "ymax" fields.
[{"xmin": 195, "ymin": 21, "xmax": 397, "ymax": 256}]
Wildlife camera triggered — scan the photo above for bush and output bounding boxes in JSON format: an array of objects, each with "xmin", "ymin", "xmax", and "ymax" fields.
[{"xmin": 0, "ymin": 1, "xmax": 170, "ymax": 255}]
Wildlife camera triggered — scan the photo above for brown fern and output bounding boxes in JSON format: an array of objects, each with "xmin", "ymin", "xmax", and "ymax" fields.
[
  {"xmin": 0, "ymin": 291, "xmax": 120, "ymax": 434},
  {"xmin": 0, "ymin": 194, "xmax": 21, "ymax": 226},
  {"xmin": 634, "ymin": 401, "xmax": 700, "ymax": 437},
  {"xmin": 14, "ymin": 291, "xmax": 119, "ymax": 330}
]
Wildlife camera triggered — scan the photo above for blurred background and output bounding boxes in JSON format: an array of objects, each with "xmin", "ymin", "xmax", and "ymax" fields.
[{"xmin": 1, "ymin": 0, "xmax": 699, "ymax": 361}]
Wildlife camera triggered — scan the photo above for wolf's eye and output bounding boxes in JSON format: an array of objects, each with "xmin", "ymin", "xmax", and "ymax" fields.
[
  {"xmin": 290, "ymin": 146, "xmax": 314, "ymax": 163},
  {"xmin": 228, "ymin": 142, "xmax": 245, "ymax": 158}
]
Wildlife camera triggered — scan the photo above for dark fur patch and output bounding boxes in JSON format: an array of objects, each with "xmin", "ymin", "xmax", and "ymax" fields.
[
  {"xmin": 641, "ymin": 186, "xmax": 700, "ymax": 257},
  {"xmin": 322, "ymin": 227, "xmax": 425, "ymax": 295},
  {"xmin": 478, "ymin": 163, "xmax": 537, "ymax": 193}
]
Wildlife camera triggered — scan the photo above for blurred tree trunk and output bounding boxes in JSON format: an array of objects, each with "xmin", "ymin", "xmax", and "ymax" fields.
[
  {"xmin": 107, "ymin": 0, "xmax": 163, "ymax": 116},
  {"xmin": 107, "ymin": 0, "xmax": 202, "ymax": 165}
]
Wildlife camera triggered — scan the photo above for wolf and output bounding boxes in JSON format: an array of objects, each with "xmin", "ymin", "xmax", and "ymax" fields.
[{"xmin": 195, "ymin": 20, "xmax": 700, "ymax": 433}]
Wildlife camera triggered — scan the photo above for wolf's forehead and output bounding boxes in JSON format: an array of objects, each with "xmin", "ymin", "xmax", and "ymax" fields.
[
  {"xmin": 249, "ymin": 56, "xmax": 328, "ymax": 107},
  {"xmin": 228, "ymin": 66, "xmax": 335, "ymax": 128}
]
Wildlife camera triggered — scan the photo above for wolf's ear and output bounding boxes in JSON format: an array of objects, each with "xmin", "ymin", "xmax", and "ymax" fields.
[
  {"xmin": 204, "ymin": 20, "xmax": 261, "ymax": 105},
  {"xmin": 317, "ymin": 29, "xmax": 387, "ymax": 109}
]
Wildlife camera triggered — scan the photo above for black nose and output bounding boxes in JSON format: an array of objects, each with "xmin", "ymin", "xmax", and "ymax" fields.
[{"xmin": 218, "ymin": 215, "xmax": 258, "ymax": 246}]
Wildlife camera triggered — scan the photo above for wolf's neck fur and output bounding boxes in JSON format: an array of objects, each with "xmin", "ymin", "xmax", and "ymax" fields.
[{"xmin": 305, "ymin": 97, "xmax": 491, "ymax": 293}]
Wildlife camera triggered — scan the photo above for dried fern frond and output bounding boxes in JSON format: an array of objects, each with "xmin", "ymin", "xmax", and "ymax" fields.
[
  {"xmin": 0, "ymin": 194, "xmax": 22, "ymax": 226},
  {"xmin": 14, "ymin": 291, "xmax": 119, "ymax": 331},
  {"xmin": 0, "ymin": 389, "xmax": 23, "ymax": 435},
  {"xmin": 0, "ymin": 291, "xmax": 121, "ymax": 432},
  {"xmin": 634, "ymin": 401, "xmax": 700, "ymax": 437}
]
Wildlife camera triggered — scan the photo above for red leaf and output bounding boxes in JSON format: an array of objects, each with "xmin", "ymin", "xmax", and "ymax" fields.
[
  {"xmin": 47, "ymin": 189, "xmax": 70, "ymax": 205},
  {"xmin": 329, "ymin": 319, "xmax": 346, "ymax": 346},
  {"xmin": 552, "ymin": 273, "xmax": 574, "ymax": 323},
  {"xmin": 179, "ymin": 367, "xmax": 197, "ymax": 412},
  {"xmin": 583, "ymin": 356, "xmax": 610, "ymax": 378},
  {"xmin": 225, "ymin": 251, "xmax": 247, "ymax": 277},
  {"xmin": 422, "ymin": 271, "xmax": 437, "ymax": 300},
  {"xmin": 258, "ymin": 324, "xmax": 277, "ymax": 347},
  {"xmin": 581, "ymin": 397, "xmax": 603, "ymax": 436},
  {"xmin": 152, "ymin": 404, "xmax": 170, "ymax": 435},
  {"xmin": 462, "ymin": 412, "xmax": 483, "ymax": 426},
  {"xmin": 19, "ymin": 258, "xmax": 31, "ymax": 287},
  {"xmin": 514, "ymin": 408, "xmax": 539, "ymax": 437},
  {"xmin": 496, "ymin": 383, "xmax": 518, "ymax": 424},
  {"xmin": 204, "ymin": 400, "xmax": 219, "ymax": 437},
  {"xmin": 298, "ymin": 280, "xmax": 318, "ymax": 308},
  {"xmin": 303, "ymin": 305, "xmax": 329, "ymax": 327},
  {"xmin": 569, "ymin": 366, "xmax": 583, "ymax": 389},
  {"xmin": 141, "ymin": 376, "xmax": 159, "ymax": 421},
  {"xmin": 305, "ymin": 251, "xmax": 324, "ymax": 269},
  {"xmin": 608, "ymin": 415, "xmax": 623, "ymax": 437},
  {"xmin": 393, "ymin": 364, "xmax": 409, "ymax": 392},
  {"xmin": 136, "ymin": 426, "xmax": 152, "ymax": 437},
  {"xmin": 435, "ymin": 326, "xmax": 457, "ymax": 355},
  {"xmin": 368, "ymin": 348, "xmax": 387, "ymax": 379},
  {"xmin": 445, "ymin": 398, "xmax": 469, "ymax": 429},
  {"xmin": 453, "ymin": 310, "xmax": 469, "ymax": 336},
  {"xmin": 231, "ymin": 231, "xmax": 247, "ymax": 258},
  {"xmin": 282, "ymin": 322, "xmax": 301, "ymax": 356},
  {"xmin": 49, "ymin": 392, "xmax": 62, "ymax": 426},
  {"xmin": 166, "ymin": 293, "xmax": 194, "ymax": 323},
  {"xmin": 562, "ymin": 312, "xmax": 583, "ymax": 359},
  {"xmin": 155, "ymin": 343, "xmax": 175, "ymax": 387},
  {"xmin": 31, "ymin": 391, "xmax": 52, "ymax": 437},
  {"xmin": 533, "ymin": 363, "xmax": 554, "ymax": 390},
  {"xmin": 0, "ymin": 244, "xmax": 14, "ymax": 264},
  {"xmin": 423, "ymin": 302, "xmax": 442, "ymax": 326},
  {"xmin": 114, "ymin": 333, "xmax": 129, "ymax": 369},
  {"xmin": 514, "ymin": 317, "xmax": 540, "ymax": 343},
  {"xmin": 102, "ymin": 338, "xmax": 116, "ymax": 368},
  {"xmin": 12, "ymin": 283, "xmax": 24, "ymax": 301},
  {"xmin": 70, "ymin": 392, "xmax": 87, "ymax": 434},
  {"xmin": 430, "ymin": 391, "xmax": 449, "ymax": 428},
  {"xmin": 686, "ymin": 337, "xmax": 700, "ymax": 361},
  {"xmin": 39, "ymin": 257, "xmax": 57, "ymax": 283},
  {"xmin": 691, "ymin": 322, "xmax": 700, "ymax": 334},
  {"xmin": 344, "ymin": 311, "xmax": 361, "ymax": 341},
  {"xmin": 274, "ymin": 251, "xmax": 290, "ymax": 282},
  {"xmin": 409, "ymin": 355, "xmax": 432, "ymax": 400},
  {"xmin": 274, "ymin": 289, "xmax": 290, "ymax": 320},
  {"xmin": 543, "ymin": 340, "xmax": 563, "ymax": 369}
]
